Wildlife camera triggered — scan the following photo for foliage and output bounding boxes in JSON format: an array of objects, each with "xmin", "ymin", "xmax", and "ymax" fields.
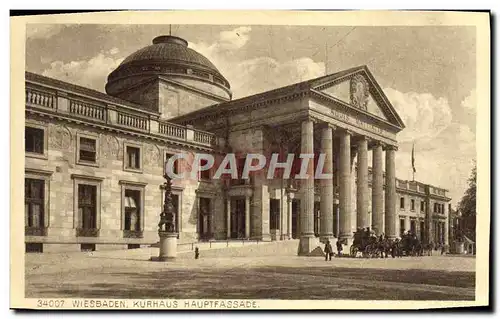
[{"xmin": 457, "ymin": 164, "xmax": 477, "ymax": 240}]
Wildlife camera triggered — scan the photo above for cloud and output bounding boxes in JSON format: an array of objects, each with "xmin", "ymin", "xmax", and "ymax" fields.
[
  {"xmin": 461, "ymin": 89, "xmax": 476, "ymax": 111},
  {"xmin": 190, "ymin": 27, "xmax": 325, "ymax": 98},
  {"xmin": 388, "ymin": 88, "xmax": 476, "ymax": 206},
  {"xmin": 227, "ymin": 57, "xmax": 325, "ymax": 98},
  {"xmin": 26, "ymin": 24, "xmax": 66, "ymax": 40},
  {"xmin": 384, "ymin": 88, "xmax": 453, "ymax": 144},
  {"xmin": 42, "ymin": 48, "xmax": 124, "ymax": 91},
  {"xmin": 219, "ymin": 26, "xmax": 252, "ymax": 51}
]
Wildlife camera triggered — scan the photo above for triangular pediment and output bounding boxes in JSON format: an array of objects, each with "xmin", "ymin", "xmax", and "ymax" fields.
[{"xmin": 309, "ymin": 66, "xmax": 405, "ymax": 129}]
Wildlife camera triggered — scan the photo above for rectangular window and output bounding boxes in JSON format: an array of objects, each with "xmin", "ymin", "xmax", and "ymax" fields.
[
  {"xmin": 410, "ymin": 219, "xmax": 416, "ymax": 234},
  {"xmin": 270, "ymin": 199, "xmax": 280, "ymax": 230},
  {"xmin": 200, "ymin": 159, "xmax": 210, "ymax": 180},
  {"xmin": 26, "ymin": 243, "xmax": 43, "ymax": 253},
  {"xmin": 400, "ymin": 219, "xmax": 405, "ymax": 237},
  {"xmin": 400, "ymin": 197, "xmax": 405, "ymax": 209},
  {"xmin": 80, "ymin": 243, "xmax": 96, "ymax": 252},
  {"xmin": 126, "ymin": 146, "xmax": 141, "ymax": 170},
  {"xmin": 25, "ymin": 127, "xmax": 44, "ymax": 154},
  {"xmin": 25, "ymin": 178, "xmax": 44, "ymax": 228},
  {"xmin": 421, "ymin": 201, "xmax": 425, "ymax": 212},
  {"xmin": 411, "ymin": 199, "xmax": 415, "ymax": 211},
  {"xmin": 78, "ymin": 184, "xmax": 97, "ymax": 229},
  {"xmin": 232, "ymin": 158, "xmax": 247, "ymax": 185},
  {"xmin": 165, "ymin": 153, "xmax": 179, "ymax": 175},
  {"xmin": 198, "ymin": 197, "xmax": 212, "ymax": 239},
  {"xmin": 79, "ymin": 137, "xmax": 97, "ymax": 163},
  {"xmin": 124, "ymin": 189, "xmax": 141, "ymax": 231}
]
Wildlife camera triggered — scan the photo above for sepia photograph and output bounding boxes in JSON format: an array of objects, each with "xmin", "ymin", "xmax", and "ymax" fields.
[{"xmin": 10, "ymin": 10, "xmax": 490, "ymax": 310}]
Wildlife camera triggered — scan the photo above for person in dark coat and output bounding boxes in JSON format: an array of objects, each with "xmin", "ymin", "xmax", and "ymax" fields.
[
  {"xmin": 336, "ymin": 239, "xmax": 343, "ymax": 257},
  {"xmin": 194, "ymin": 247, "xmax": 200, "ymax": 259},
  {"xmin": 324, "ymin": 240, "xmax": 333, "ymax": 261}
]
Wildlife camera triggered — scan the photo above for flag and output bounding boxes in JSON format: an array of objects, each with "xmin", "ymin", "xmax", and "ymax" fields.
[{"xmin": 411, "ymin": 143, "xmax": 416, "ymax": 173}]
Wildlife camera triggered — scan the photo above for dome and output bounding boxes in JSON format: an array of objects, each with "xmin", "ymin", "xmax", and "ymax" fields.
[
  {"xmin": 120, "ymin": 36, "xmax": 220, "ymax": 75},
  {"xmin": 106, "ymin": 35, "xmax": 231, "ymax": 97}
]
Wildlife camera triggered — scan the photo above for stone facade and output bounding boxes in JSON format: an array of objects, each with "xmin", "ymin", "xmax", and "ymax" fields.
[{"xmin": 24, "ymin": 35, "xmax": 451, "ymax": 254}]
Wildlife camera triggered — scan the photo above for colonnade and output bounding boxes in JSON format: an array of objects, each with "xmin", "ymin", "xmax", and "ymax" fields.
[{"xmin": 298, "ymin": 117, "xmax": 397, "ymax": 255}]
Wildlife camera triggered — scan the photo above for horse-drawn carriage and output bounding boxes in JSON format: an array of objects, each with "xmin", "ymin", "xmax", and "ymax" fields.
[
  {"xmin": 392, "ymin": 233, "xmax": 427, "ymax": 257},
  {"xmin": 347, "ymin": 229, "xmax": 431, "ymax": 258},
  {"xmin": 349, "ymin": 229, "xmax": 391, "ymax": 258}
]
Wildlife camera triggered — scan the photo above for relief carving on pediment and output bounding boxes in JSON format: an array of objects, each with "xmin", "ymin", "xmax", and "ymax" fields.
[
  {"xmin": 49, "ymin": 124, "xmax": 72, "ymax": 150},
  {"xmin": 350, "ymin": 74, "xmax": 370, "ymax": 111}
]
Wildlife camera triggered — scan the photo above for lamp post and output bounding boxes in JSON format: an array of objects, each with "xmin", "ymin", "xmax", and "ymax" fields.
[{"xmin": 155, "ymin": 173, "xmax": 178, "ymax": 261}]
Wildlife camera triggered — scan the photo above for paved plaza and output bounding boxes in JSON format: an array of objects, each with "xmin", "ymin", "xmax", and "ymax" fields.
[{"xmin": 25, "ymin": 241, "xmax": 475, "ymax": 300}]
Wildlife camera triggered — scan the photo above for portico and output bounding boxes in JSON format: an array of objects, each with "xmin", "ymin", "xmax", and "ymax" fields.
[
  {"xmin": 172, "ymin": 65, "xmax": 405, "ymax": 254},
  {"xmin": 294, "ymin": 115, "xmax": 400, "ymax": 254}
]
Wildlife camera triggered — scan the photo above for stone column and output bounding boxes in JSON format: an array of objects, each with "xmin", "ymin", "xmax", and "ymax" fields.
[
  {"xmin": 384, "ymin": 145, "xmax": 397, "ymax": 239},
  {"xmin": 298, "ymin": 118, "xmax": 317, "ymax": 255},
  {"xmin": 245, "ymin": 196, "xmax": 250, "ymax": 239},
  {"xmin": 339, "ymin": 130, "xmax": 352, "ymax": 244},
  {"xmin": 319, "ymin": 124, "xmax": 334, "ymax": 243},
  {"xmin": 371, "ymin": 142, "xmax": 384, "ymax": 236},
  {"xmin": 356, "ymin": 136, "xmax": 369, "ymax": 230},
  {"xmin": 226, "ymin": 198, "xmax": 231, "ymax": 239}
]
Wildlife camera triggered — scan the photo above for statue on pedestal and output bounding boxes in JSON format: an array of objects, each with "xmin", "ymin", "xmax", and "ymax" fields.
[
  {"xmin": 153, "ymin": 173, "xmax": 178, "ymax": 262},
  {"xmin": 158, "ymin": 173, "xmax": 176, "ymax": 233}
]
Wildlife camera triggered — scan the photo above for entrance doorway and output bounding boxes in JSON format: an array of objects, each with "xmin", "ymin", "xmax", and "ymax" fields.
[
  {"xmin": 420, "ymin": 221, "xmax": 425, "ymax": 241},
  {"xmin": 410, "ymin": 219, "xmax": 416, "ymax": 235},
  {"xmin": 230, "ymin": 198, "xmax": 245, "ymax": 239},
  {"xmin": 198, "ymin": 197, "xmax": 212, "ymax": 240},
  {"xmin": 291, "ymin": 199, "xmax": 300, "ymax": 239}
]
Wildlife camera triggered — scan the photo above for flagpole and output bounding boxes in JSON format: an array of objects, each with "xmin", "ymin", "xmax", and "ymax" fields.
[{"xmin": 411, "ymin": 142, "xmax": 416, "ymax": 182}]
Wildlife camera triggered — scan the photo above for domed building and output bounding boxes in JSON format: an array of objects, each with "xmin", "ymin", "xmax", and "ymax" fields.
[
  {"xmin": 105, "ymin": 35, "xmax": 232, "ymax": 119},
  {"xmin": 24, "ymin": 34, "xmax": 452, "ymax": 254}
]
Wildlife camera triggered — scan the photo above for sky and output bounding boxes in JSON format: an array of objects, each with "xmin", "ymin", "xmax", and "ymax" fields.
[{"xmin": 25, "ymin": 24, "xmax": 477, "ymax": 206}]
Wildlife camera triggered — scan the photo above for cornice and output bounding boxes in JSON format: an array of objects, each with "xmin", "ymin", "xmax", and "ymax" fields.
[
  {"xmin": 158, "ymin": 76, "xmax": 230, "ymax": 102},
  {"xmin": 171, "ymin": 88, "xmax": 310, "ymax": 125},
  {"xmin": 70, "ymin": 174, "xmax": 105, "ymax": 181}
]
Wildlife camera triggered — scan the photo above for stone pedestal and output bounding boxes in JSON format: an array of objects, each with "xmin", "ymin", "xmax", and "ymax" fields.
[
  {"xmin": 298, "ymin": 235, "xmax": 323, "ymax": 256},
  {"xmin": 157, "ymin": 231, "xmax": 177, "ymax": 261}
]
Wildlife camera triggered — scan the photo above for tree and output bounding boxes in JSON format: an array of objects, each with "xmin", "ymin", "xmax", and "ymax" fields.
[{"xmin": 457, "ymin": 164, "xmax": 476, "ymax": 240}]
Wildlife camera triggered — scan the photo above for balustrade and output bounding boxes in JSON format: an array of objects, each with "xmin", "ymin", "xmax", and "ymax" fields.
[
  {"xmin": 117, "ymin": 112, "xmax": 149, "ymax": 131},
  {"xmin": 25, "ymin": 88, "xmax": 56, "ymax": 108},
  {"xmin": 26, "ymin": 86, "xmax": 217, "ymax": 147},
  {"xmin": 194, "ymin": 130, "xmax": 216, "ymax": 145},
  {"xmin": 159, "ymin": 122, "xmax": 187, "ymax": 139},
  {"xmin": 69, "ymin": 100, "xmax": 105, "ymax": 121}
]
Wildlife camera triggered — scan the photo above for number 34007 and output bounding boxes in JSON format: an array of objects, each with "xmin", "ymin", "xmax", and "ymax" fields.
[{"xmin": 37, "ymin": 299, "xmax": 65, "ymax": 308}]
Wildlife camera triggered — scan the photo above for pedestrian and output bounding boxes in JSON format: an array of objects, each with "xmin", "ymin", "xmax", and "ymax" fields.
[
  {"xmin": 324, "ymin": 240, "xmax": 333, "ymax": 261},
  {"xmin": 336, "ymin": 239, "xmax": 343, "ymax": 257},
  {"xmin": 194, "ymin": 246, "xmax": 200, "ymax": 259}
]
